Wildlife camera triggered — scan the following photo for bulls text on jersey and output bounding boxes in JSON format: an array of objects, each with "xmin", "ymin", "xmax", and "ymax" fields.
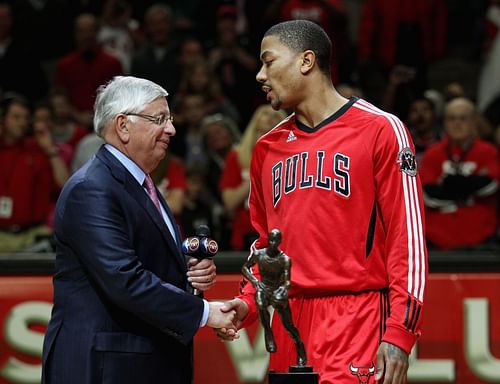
[{"xmin": 272, "ymin": 150, "xmax": 350, "ymax": 207}]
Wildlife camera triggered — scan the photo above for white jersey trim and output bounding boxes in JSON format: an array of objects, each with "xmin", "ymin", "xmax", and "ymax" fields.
[{"xmin": 353, "ymin": 99, "xmax": 426, "ymax": 302}]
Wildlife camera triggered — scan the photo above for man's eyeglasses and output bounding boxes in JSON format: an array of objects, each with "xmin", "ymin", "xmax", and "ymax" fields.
[{"xmin": 125, "ymin": 113, "xmax": 174, "ymax": 126}]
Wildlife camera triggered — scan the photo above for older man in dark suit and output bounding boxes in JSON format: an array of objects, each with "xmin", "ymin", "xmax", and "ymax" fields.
[{"xmin": 41, "ymin": 76, "xmax": 236, "ymax": 384}]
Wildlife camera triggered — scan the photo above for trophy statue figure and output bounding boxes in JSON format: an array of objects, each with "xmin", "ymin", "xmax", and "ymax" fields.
[{"xmin": 241, "ymin": 229, "xmax": 307, "ymax": 367}]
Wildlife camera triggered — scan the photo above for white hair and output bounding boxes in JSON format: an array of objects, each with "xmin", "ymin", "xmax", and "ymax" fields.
[{"xmin": 93, "ymin": 76, "xmax": 168, "ymax": 137}]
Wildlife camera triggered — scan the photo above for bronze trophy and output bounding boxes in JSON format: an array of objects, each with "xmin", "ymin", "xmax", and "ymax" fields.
[{"xmin": 241, "ymin": 229, "xmax": 319, "ymax": 384}]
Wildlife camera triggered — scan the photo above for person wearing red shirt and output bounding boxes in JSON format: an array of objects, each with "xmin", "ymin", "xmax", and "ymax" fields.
[
  {"xmin": 219, "ymin": 104, "xmax": 286, "ymax": 250},
  {"xmin": 217, "ymin": 20, "xmax": 427, "ymax": 383},
  {"xmin": 54, "ymin": 13, "xmax": 123, "ymax": 129},
  {"xmin": 0, "ymin": 96, "xmax": 68, "ymax": 251},
  {"xmin": 419, "ymin": 97, "xmax": 499, "ymax": 249},
  {"xmin": 153, "ymin": 153, "xmax": 187, "ymax": 218},
  {"xmin": 49, "ymin": 90, "xmax": 89, "ymax": 151}
]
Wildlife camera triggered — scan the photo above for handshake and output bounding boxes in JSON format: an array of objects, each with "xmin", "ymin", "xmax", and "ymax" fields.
[
  {"xmin": 185, "ymin": 247, "xmax": 247, "ymax": 338},
  {"xmin": 206, "ymin": 299, "xmax": 249, "ymax": 340}
]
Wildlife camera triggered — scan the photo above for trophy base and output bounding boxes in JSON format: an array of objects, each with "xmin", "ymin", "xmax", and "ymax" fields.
[{"xmin": 268, "ymin": 366, "xmax": 319, "ymax": 384}]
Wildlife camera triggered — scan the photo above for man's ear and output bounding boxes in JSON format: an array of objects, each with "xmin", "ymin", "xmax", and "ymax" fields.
[
  {"xmin": 300, "ymin": 50, "xmax": 315, "ymax": 75},
  {"xmin": 115, "ymin": 114, "xmax": 130, "ymax": 143}
]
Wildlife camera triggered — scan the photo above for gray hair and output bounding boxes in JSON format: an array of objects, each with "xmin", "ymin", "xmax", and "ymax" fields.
[
  {"xmin": 93, "ymin": 76, "xmax": 168, "ymax": 137},
  {"xmin": 201, "ymin": 113, "xmax": 241, "ymax": 143}
]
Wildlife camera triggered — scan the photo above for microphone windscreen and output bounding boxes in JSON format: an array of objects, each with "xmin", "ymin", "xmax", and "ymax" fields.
[{"xmin": 195, "ymin": 224, "xmax": 211, "ymax": 238}]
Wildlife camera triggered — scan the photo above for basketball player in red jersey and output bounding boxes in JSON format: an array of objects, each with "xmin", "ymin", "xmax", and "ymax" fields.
[{"xmin": 217, "ymin": 20, "xmax": 427, "ymax": 384}]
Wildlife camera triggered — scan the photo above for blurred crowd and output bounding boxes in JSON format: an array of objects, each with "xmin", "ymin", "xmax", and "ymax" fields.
[{"xmin": 0, "ymin": 0, "xmax": 499, "ymax": 253}]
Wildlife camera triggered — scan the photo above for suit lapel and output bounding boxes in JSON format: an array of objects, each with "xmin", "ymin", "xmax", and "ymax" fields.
[
  {"xmin": 96, "ymin": 147, "xmax": 186, "ymax": 272},
  {"xmin": 156, "ymin": 191, "xmax": 187, "ymax": 268}
]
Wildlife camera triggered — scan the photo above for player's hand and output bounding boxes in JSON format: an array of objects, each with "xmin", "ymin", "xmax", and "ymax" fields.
[
  {"xmin": 375, "ymin": 341, "xmax": 409, "ymax": 384},
  {"xmin": 214, "ymin": 299, "xmax": 249, "ymax": 341},
  {"xmin": 187, "ymin": 257, "xmax": 216, "ymax": 292}
]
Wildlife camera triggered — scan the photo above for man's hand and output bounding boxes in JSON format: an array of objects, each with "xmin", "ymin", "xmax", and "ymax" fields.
[
  {"xmin": 214, "ymin": 298, "xmax": 249, "ymax": 341},
  {"xmin": 187, "ymin": 257, "xmax": 216, "ymax": 292},
  {"xmin": 207, "ymin": 301, "xmax": 237, "ymax": 329},
  {"xmin": 375, "ymin": 341, "xmax": 409, "ymax": 384}
]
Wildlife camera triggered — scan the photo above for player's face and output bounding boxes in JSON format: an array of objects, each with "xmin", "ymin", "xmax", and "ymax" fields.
[{"xmin": 256, "ymin": 35, "xmax": 302, "ymax": 111}]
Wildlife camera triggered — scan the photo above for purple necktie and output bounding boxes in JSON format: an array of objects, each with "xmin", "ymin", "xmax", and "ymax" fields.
[{"xmin": 144, "ymin": 174, "xmax": 162, "ymax": 213}]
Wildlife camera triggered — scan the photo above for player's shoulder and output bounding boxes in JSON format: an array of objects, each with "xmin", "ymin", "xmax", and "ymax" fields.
[
  {"xmin": 258, "ymin": 113, "xmax": 294, "ymax": 143},
  {"xmin": 253, "ymin": 113, "xmax": 293, "ymax": 155},
  {"xmin": 350, "ymin": 98, "xmax": 404, "ymax": 129}
]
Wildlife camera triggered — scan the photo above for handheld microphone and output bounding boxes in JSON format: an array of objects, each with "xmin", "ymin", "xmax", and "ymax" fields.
[
  {"xmin": 181, "ymin": 225, "xmax": 218, "ymax": 259},
  {"xmin": 181, "ymin": 225, "xmax": 218, "ymax": 295}
]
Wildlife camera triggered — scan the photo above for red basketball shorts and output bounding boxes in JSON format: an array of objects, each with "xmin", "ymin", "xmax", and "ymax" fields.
[{"xmin": 269, "ymin": 290, "xmax": 389, "ymax": 384}]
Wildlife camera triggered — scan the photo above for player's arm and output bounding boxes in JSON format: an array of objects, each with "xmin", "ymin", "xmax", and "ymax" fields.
[
  {"xmin": 373, "ymin": 114, "xmax": 425, "ymax": 383},
  {"xmin": 235, "ymin": 141, "xmax": 270, "ymax": 328},
  {"xmin": 373, "ymin": 115, "xmax": 428, "ymax": 355}
]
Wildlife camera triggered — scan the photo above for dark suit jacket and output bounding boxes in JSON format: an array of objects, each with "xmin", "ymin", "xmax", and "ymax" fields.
[{"xmin": 42, "ymin": 146, "xmax": 204, "ymax": 384}]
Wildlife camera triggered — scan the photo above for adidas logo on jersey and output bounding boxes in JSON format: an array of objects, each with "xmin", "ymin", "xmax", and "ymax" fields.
[{"xmin": 286, "ymin": 131, "xmax": 297, "ymax": 142}]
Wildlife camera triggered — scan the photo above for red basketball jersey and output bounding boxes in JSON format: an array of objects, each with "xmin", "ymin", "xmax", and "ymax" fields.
[{"xmin": 239, "ymin": 97, "xmax": 428, "ymax": 354}]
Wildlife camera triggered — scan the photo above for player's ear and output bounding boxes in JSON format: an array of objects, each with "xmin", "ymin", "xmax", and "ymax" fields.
[{"xmin": 300, "ymin": 50, "xmax": 315, "ymax": 75}]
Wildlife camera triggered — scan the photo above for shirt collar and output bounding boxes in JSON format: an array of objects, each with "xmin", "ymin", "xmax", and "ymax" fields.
[{"xmin": 104, "ymin": 144, "xmax": 146, "ymax": 186}]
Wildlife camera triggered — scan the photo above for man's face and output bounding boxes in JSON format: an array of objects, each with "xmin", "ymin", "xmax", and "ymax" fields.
[
  {"xmin": 125, "ymin": 97, "xmax": 175, "ymax": 172},
  {"xmin": 146, "ymin": 11, "xmax": 172, "ymax": 46},
  {"xmin": 407, "ymin": 100, "xmax": 435, "ymax": 133},
  {"xmin": 444, "ymin": 104, "xmax": 475, "ymax": 144},
  {"xmin": 75, "ymin": 16, "xmax": 98, "ymax": 51},
  {"xmin": 3, "ymin": 103, "xmax": 30, "ymax": 142},
  {"xmin": 204, "ymin": 122, "xmax": 233, "ymax": 153},
  {"xmin": 256, "ymin": 35, "xmax": 302, "ymax": 111}
]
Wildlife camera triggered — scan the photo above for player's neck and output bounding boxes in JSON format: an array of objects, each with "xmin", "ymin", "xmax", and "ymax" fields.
[{"xmin": 294, "ymin": 86, "xmax": 348, "ymax": 128}]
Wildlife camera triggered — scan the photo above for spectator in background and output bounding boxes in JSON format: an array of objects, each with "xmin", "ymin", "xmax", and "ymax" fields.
[
  {"xmin": 0, "ymin": 95, "xmax": 68, "ymax": 251},
  {"xmin": 0, "ymin": 3, "xmax": 48, "ymax": 103},
  {"xmin": 180, "ymin": 166, "xmax": 215, "ymax": 241},
  {"xmin": 174, "ymin": 60, "xmax": 240, "ymax": 124},
  {"xmin": 48, "ymin": 90, "xmax": 89, "ymax": 152},
  {"xmin": 54, "ymin": 13, "xmax": 123, "ymax": 129},
  {"xmin": 151, "ymin": 153, "xmax": 186, "ymax": 218},
  {"xmin": 357, "ymin": 0, "xmax": 446, "ymax": 104},
  {"xmin": 169, "ymin": 94, "xmax": 208, "ymax": 167},
  {"xmin": 201, "ymin": 113, "xmax": 240, "ymax": 203},
  {"xmin": 177, "ymin": 36, "xmax": 206, "ymax": 75},
  {"xmin": 207, "ymin": 4, "xmax": 259, "ymax": 124},
  {"xmin": 98, "ymin": 0, "xmax": 140, "ymax": 74},
  {"xmin": 220, "ymin": 104, "xmax": 287, "ymax": 250},
  {"xmin": 420, "ymin": 97, "xmax": 499, "ymax": 250},
  {"xmin": 33, "ymin": 101, "xmax": 74, "ymax": 169},
  {"xmin": 442, "ymin": 81, "xmax": 495, "ymax": 141},
  {"xmin": 406, "ymin": 96, "xmax": 442, "ymax": 161},
  {"xmin": 131, "ymin": 4, "xmax": 181, "ymax": 98},
  {"xmin": 200, "ymin": 113, "xmax": 241, "ymax": 250}
]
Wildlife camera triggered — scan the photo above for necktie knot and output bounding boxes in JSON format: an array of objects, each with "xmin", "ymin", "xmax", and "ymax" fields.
[{"xmin": 144, "ymin": 174, "xmax": 162, "ymax": 213}]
